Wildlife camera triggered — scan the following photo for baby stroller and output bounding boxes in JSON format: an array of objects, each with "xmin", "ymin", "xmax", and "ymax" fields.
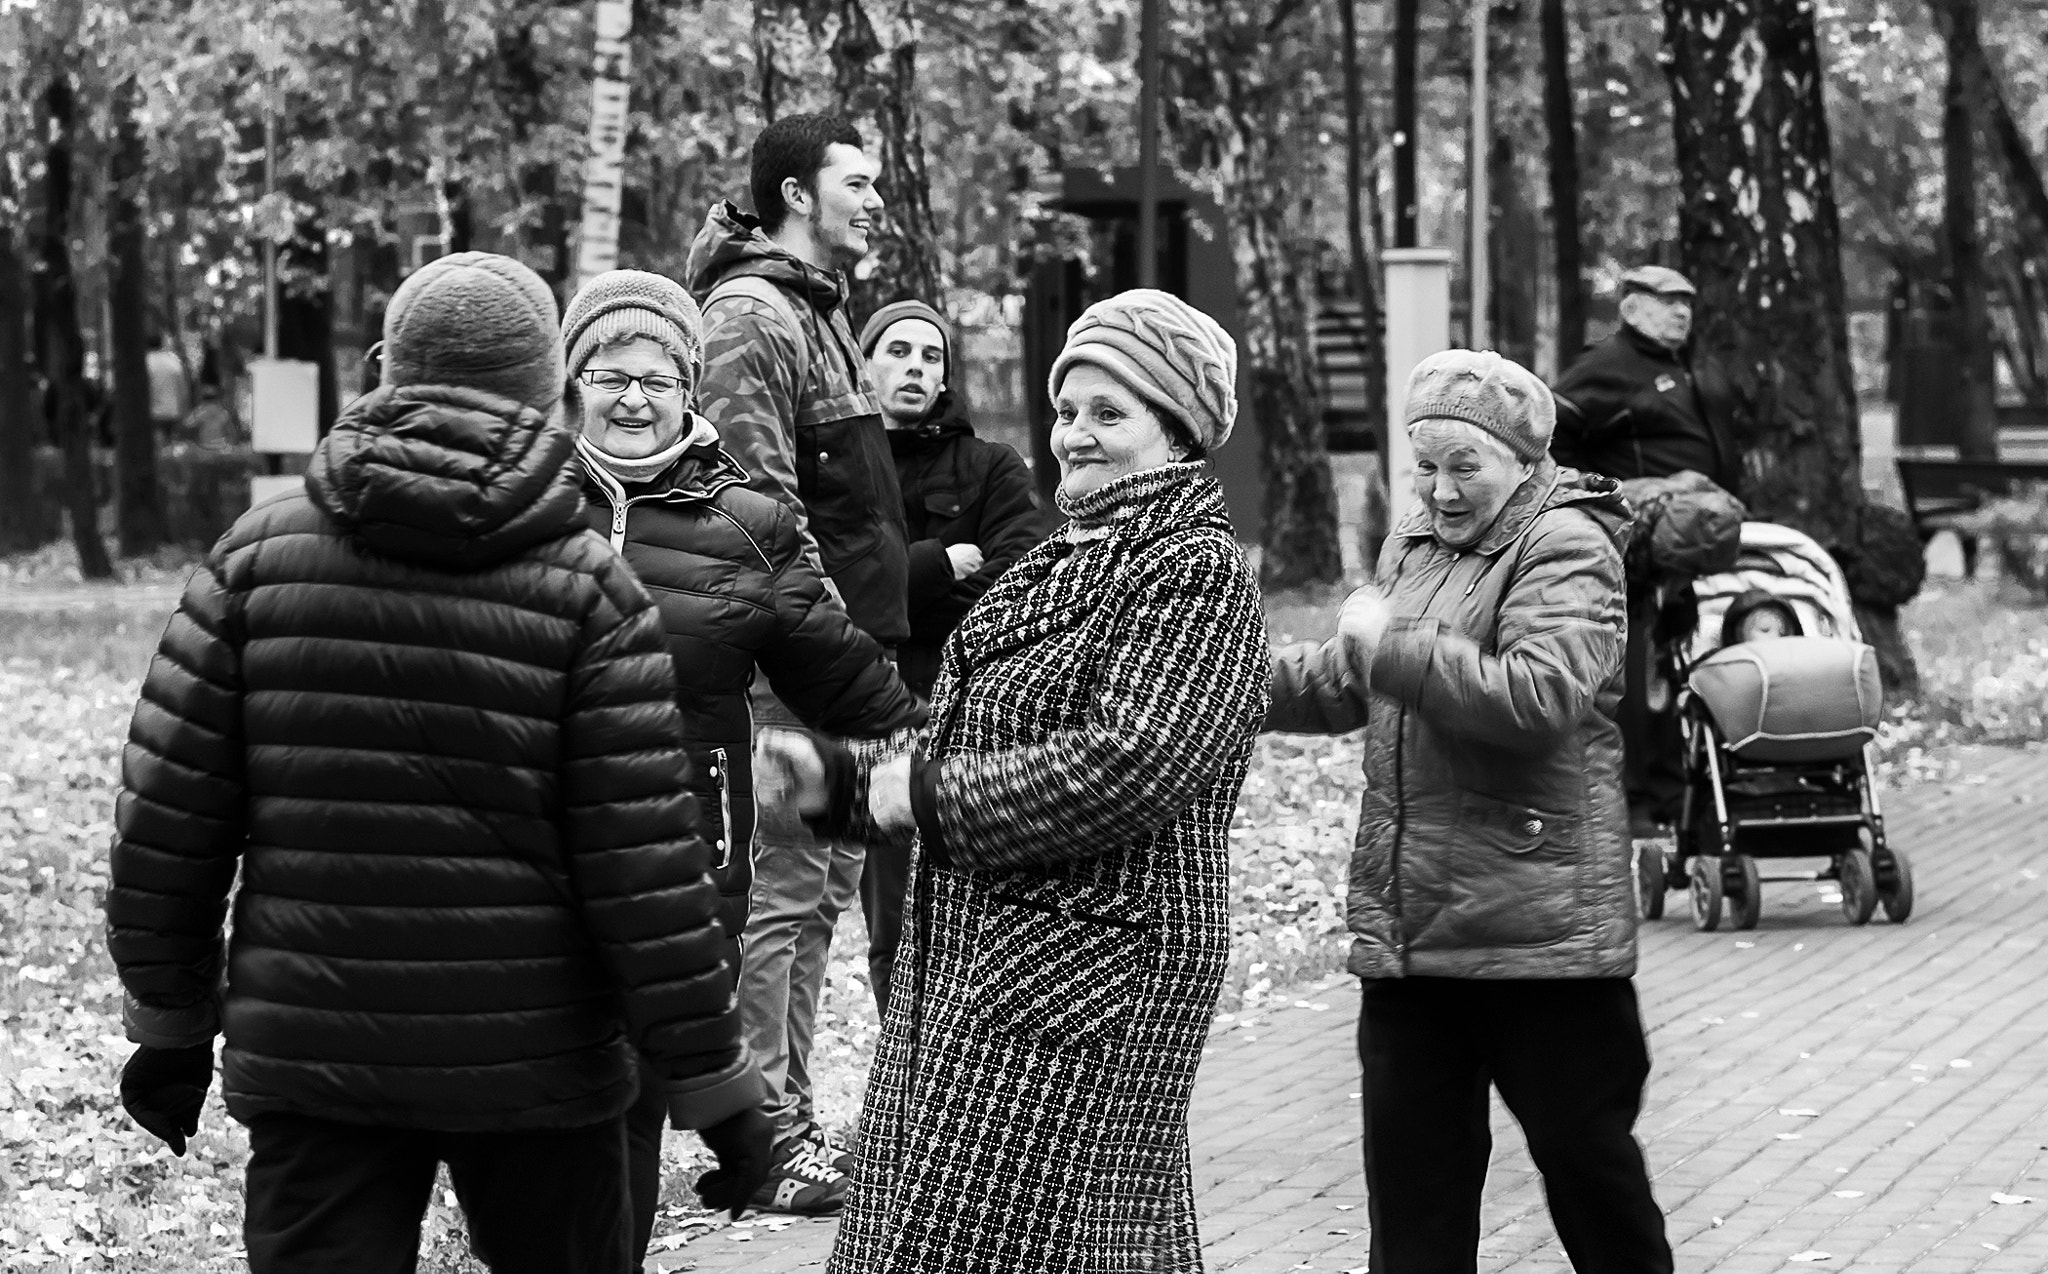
[{"xmin": 1638, "ymin": 522, "xmax": 1914, "ymax": 931}]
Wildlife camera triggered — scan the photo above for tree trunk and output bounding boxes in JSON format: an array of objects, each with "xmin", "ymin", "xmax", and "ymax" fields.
[
  {"xmin": 34, "ymin": 72, "xmax": 112, "ymax": 579},
  {"xmin": 1168, "ymin": 2, "xmax": 1341, "ymax": 590},
  {"xmin": 108, "ymin": 77, "xmax": 164, "ymax": 556},
  {"xmin": 1336, "ymin": 0, "xmax": 1387, "ymax": 451},
  {"xmin": 0, "ymin": 176, "xmax": 53, "ymax": 552},
  {"xmin": 1661, "ymin": 0, "xmax": 1861, "ymax": 536},
  {"xmin": 278, "ymin": 207, "xmax": 339, "ymax": 438},
  {"xmin": 1489, "ymin": 131, "xmax": 1539, "ymax": 370},
  {"xmin": 1663, "ymin": 0, "xmax": 1915, "ymax": 688},
  {"xmin": 1940, "ymin": 0, "xmax": 1998, "ymax": 462},
  {"xmin": 1540, "ymin": 0, "xmax": 1586, "ymax": 361},
  {"xmin": 1392, "ymin": 0, "xmax": 1419, "ymax": 248}
]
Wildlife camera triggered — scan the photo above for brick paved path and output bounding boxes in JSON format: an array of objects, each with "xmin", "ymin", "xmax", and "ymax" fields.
[{"xmin": 662, "ymin": 745, "xmax": 2048, "ymax": 1272}]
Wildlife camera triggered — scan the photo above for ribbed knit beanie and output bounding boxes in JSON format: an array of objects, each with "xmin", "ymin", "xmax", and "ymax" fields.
[
  {"xmin": 381, "ymin": 252, "xmax": 564, "ymax": 411},
  {"xmin": 1403, "ymin": 349, "xmax": 1554, "ymax": 462},
  {"xmin": 562, "ymin": 269, "xmax": 704, "ymax": 388},
  {"xmin": 1048, "ymin": 288, "xmax": 1238, "ymax": 452},
  {"xmin": 859, "ymin": 300, "xmax": 954, "ymax": 379}
]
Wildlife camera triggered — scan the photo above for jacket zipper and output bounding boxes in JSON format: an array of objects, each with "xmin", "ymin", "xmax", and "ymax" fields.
[
  {"xmin": 609, "ymin": 500, "xmax": 628, "ymax": 551},
  {"xmin": 709, "ymin": 747, "xmax": 735, "ymax": 870},
  {"xmin": 1390, "ymin": 542, "xmax": 1463, "ymax": 968}
]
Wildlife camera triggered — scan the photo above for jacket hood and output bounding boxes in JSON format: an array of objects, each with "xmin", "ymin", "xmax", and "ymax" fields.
[
  {"xmin": 684, "ymin": 200, "xmax": 846, "ymax": 313},
  {"xmin": 307, "ymin": 384, "xmax": 584, "ymax": 570},
  {"xmin": 887, "ymin": 392, "xmax": 974, "ymax": 453},
  {"xmin": 1393, "ymin": 458, "xmax": 1631, "ymax": 556}
]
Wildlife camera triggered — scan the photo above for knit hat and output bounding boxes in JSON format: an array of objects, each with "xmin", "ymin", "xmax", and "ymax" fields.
[
  {"xmin": 381, "ymin": 252, "xmax": 563, "ymax": 411},
  {"xmin": 561, "ymin": 269, "xmax": 704, "ymax": 389},
  {"xmin": 1048, "ymin": 288, "xmax": 1238, "ymax": 452},
  {"xmin": 1403, "ymin": 349, "xmax": 1554, "ymax": 463},
  {"xmin": 858, "ymin": 299, "xmax": 953, "ymax": 378}
]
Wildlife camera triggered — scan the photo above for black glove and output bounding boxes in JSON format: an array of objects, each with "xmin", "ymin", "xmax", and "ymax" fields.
[
  {"xmin": 693, "ymin": 1105, "xmax": 775, "ymax": 1220},
  {"xmin": 120, "ymin": 1043, "xmax": 213, "ymax": 1156}
]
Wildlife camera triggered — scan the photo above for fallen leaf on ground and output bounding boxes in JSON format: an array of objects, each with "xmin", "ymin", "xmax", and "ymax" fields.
[
  {"xmin": 1991, "ymin": 1193, "xmax": 2034, "ymax": 1205},
  {"xmin": 1788, "ymin": 1252, "xmax": 1832, "ymax": 1263}
]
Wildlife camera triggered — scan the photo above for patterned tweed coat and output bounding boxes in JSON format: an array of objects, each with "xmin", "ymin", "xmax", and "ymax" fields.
[{"xmin": 828, "ymin": 462, "xmax": 1270, "ymax": 1274}]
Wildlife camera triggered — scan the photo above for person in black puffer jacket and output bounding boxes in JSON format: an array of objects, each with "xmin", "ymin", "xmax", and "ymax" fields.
[
  {"xmin": 560, "ymin": 269, "xmax": 924, "ymax": 1227},
  {"xmin": 855, "ymin": 299, "xmax": 1047, "ymax": 1018},
  {"xmin": 106, "ymin": 253, "xmax": 773, "ymax": 1274}
]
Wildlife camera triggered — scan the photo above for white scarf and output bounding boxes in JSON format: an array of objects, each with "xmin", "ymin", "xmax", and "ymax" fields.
[{"xmin": 575, "ymin": 413, "xmax": 718, "ymax": 484}]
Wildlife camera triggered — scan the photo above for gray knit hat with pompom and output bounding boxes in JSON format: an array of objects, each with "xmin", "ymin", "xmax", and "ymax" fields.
[{"xmin": 380, "ymin": 252, "xmax": 564, "ymax": 411}]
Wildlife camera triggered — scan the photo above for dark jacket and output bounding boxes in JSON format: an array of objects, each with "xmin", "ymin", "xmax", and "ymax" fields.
[
  {"xmin": 1551, "ymin": 324, "xmax": 1739, "ymax": 492},
  {"xmin": 888, "ymin": 396, "xmax": 1048, "ymax": 694},
  {"xmin": 1268, "ymin": 462, "xmax": 1637, "ymax": 980},
  {"xmin": 685, "ymin": 201, "xmax": 910, "ymax": 646},
  {"xmin": 108, "ymin": 385, "xmax": 760, "ymax": 1133},
  {"xmin": 576, "ymin": 439, "xmax": 926, "ymax": 959}
]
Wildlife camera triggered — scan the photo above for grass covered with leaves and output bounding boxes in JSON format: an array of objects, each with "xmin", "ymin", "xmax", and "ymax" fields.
[{"xmin": 3, "ymin": 565, "xmax": 2043, "ymax": 1269}]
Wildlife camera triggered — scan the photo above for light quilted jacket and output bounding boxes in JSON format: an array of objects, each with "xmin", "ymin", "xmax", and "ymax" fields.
[{"xmin": 1268, "ymin": 460, "xmax": 1639, "ymax": 980}]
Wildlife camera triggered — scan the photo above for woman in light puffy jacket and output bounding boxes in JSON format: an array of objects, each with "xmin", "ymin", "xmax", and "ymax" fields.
[{"xmin": 1268, "ymin": 350, "xmax": 1674, "ymax": 1274}]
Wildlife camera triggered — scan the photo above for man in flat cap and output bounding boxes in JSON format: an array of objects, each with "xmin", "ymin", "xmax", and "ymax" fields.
[
  {"xmin": 1550, "ymin": 266, "xmax": 1736, "ymax": 491},
  {"xmin": 1551, "ymin": 265, "xmax": 1739, "ymax": 837}
]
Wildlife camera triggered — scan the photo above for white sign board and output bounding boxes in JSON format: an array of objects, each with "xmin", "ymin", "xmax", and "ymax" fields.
[
  {"xmin": 576, "ymin": 2, "xmax": 634, "ymax": 289},
  {"xmin": 1383, "ymin": 249, "xmax": 1453, "ymax": 530},
  {"xmin": 250, "ymin": 358, "xmax": 321, "ymax": 454}
]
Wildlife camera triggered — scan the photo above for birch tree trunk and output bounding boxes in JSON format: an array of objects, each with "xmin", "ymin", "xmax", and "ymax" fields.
[
  {"xmin": 1663, "ymin": 0, "xmax": 1919, "ymax": 690},
  {"xmin": 1660, "ymin": 0, "xmax": 1861, "ymax": 541}
]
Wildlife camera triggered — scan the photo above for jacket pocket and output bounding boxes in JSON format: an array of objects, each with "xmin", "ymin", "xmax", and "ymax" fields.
[
  {"xmin": 1412, "ymin": 791, "xmax": 1583, "ymax": 949},
  {"xmin": 970, "ymin": 883, "xmax": 1159, "ymax": 1053},
  {"xmin": 795, "ymin": 415, "xmax": 895, "ymax": 571}
]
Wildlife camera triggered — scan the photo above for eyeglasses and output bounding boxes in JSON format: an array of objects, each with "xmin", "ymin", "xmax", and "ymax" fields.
[{"xmin": 580, "ymin": 369, "xmax": 687, "ymax": 398}]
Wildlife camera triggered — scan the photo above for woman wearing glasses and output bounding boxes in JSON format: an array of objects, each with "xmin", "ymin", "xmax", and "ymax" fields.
[{"xmin": 561, "ymin": 270, "xmax": 926, "ymax": 1262}]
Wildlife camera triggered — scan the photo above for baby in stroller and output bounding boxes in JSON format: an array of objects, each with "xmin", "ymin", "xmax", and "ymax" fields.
[{"xmin": 1642, "ymin": 523, "xmax": 1914, "ymax": 931}]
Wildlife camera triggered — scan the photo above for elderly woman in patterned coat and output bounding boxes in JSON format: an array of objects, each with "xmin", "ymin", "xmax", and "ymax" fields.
[{"xmin": 761, "ymin": 289, "xmax": 1270, "ymax": 1273}]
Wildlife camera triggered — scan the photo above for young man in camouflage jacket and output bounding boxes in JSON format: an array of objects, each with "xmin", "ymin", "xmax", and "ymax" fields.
[{"xmin": 682, "ymin": 112, "xmax": 912, "ymax": 1215}]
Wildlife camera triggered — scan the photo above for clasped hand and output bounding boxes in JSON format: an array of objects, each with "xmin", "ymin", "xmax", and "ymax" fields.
[{"xmin": 752, "ymin": 729, "xmax": 917, "ymax": 833}]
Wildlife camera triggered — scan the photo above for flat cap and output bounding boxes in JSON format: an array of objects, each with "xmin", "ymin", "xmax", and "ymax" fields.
[{"xmin": 1621, "ymin": 265, "xmax": 1696, "ymax": 297}]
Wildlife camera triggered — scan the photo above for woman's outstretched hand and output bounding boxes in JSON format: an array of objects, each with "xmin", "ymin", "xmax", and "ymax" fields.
[
  {"xmin": 869, "ymin": 753, "xmax": 916, "ymax": 834},
  {"xmin": 1338, "ymin": 583, "xmax": 1392, "ymax": 670},
  {"xmin": 754, "ymin": 728, "xmax": 828, "ymax": 817}
]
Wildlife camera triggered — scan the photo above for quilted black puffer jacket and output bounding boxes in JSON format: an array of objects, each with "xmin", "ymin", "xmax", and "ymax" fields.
[
  {"xmin": 577, "ymin": 439, "xmax": 924, "ymax": 967},
  {"xmin": 107, "ymin": 384, "xmax": 761, "ymax": 1133}
]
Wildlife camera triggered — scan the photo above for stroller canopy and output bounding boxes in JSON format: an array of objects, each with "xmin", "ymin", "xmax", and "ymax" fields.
[{"xmin": 1684, "ymin": 522, "xmax": 1860, "ymax": 668}]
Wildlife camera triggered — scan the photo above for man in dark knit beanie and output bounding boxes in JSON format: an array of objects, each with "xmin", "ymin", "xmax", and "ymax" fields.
[
  {"xmin": 856, "ymin": 298, "xmax": 1045, "ymax": 1016},
  {"xmin": 107, "ymin": 251, "xmax": 772, "ymax": 1273}
]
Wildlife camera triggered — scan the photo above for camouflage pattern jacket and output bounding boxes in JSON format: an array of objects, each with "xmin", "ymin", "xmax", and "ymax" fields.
[{"xmin": 685, "ymin": 201, "xmax": 910, "ymax": 647}]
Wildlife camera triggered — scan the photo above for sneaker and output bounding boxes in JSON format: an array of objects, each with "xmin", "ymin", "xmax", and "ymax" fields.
[
  {"xmin": 803, "ymin": 1123, "xmax": 856, "ymax": 1178},
  {"xmin": 749, "ymin": 1135, "xmax": 848, "ymax": 1216}
]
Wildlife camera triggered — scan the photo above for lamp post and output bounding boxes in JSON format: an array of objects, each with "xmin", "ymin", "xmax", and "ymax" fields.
[
  {"xmin": 1470, "ymin": 0, "xmax": 1490, "ymax": 349},
  {"xmin": 1136, "ymin": 0, "xmax": 1161, "ymax": 290}
]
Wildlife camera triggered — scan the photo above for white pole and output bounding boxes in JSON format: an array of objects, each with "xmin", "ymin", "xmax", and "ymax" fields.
[
  {"xmin": 576, "ymin": 1, "xmax": 634, "ymax": 290},
  {"xmin": 1470, "ymin": 0, "xmax": 1489, "ymax": 350},
  {"xmin": 1385, "ymin": 248, "xmax": 1453, "ymax": 529},
  {"xmin": 263, "ymin": 111, "xmax": 278, "ymax": 360}
]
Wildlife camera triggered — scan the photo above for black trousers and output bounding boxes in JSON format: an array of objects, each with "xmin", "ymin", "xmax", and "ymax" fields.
[
  {"xmin": 859, "ymin": 832, "xmax": 912, "ymax": 1018},
  {"xmin": 243, "ymin": 1110, "xmax": 632, "ymax": 1274},
  {"xmin": 1356, "ymin": 977, "xmax": 1673, "ymax": 1274},
  {"xmin": 624, "ymin": 1057, "xmax": 670, "ymax": 1272}
]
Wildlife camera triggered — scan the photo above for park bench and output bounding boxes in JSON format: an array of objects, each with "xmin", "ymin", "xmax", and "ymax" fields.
[{"xmin": 1894, "ymin": 455, "xmax": 2048, "ymax": 576}]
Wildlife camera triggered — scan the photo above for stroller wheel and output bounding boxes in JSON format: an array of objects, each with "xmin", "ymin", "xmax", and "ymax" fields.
[
  {"xmin": 1877, "ymin": 845, "xmax": 1915, "ymax": 924},
  {"xmin": 1689, "ymin": 854, "xmax": 1724, "ymax": 932},
  {"xmin": 1728, "ymin": 854, "xmax": 1763, "ymax": 931},
  {"xmin": 1637, "ymin": 842, "xmax": 1667, "ymax": 921},
  {"xmin": 1837, "ymin": 848, "xmax": 1879, "ymax": 926}
]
